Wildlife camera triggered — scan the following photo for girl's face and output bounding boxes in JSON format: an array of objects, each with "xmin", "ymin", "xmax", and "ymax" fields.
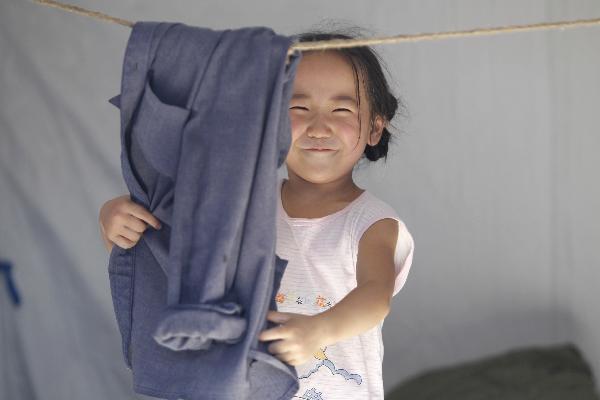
[{"xmin": 286, "ymin": 50, "xmax": 384, "ymax": 184}]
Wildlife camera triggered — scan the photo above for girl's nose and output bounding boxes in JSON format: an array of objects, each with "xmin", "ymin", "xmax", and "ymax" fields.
[{"xmin": 306, "ymin": 115, "xmax": 332, "ymax": 138}]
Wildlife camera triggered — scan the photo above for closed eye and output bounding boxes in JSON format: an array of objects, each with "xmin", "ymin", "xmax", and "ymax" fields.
[
  {"xmin": 290, "ymin": 106, "xmax": 308, "ymax": 110},
  {"xmin": 334, "ymin": 108, "xmax": 352, "ymax": 112}
]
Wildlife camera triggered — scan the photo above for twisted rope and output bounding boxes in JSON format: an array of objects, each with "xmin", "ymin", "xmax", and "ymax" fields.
[{"xmin": 32, "ymin": 0, "xmax": 600, "ymax": 58}]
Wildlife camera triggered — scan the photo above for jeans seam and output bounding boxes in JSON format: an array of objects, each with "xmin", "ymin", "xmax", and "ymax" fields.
[{"xmin": 126, "ymin": 245, "xmax": 137, "ymax": 367}]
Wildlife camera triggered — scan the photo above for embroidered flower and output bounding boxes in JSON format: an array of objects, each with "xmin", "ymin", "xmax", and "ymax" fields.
[
  {"xmin": 275, "ymin": 292, "xmax": 286, "ymax": 303},
  {"xmin": 316, "ymin": 295, "xmax": 328, "ymax": 308}
]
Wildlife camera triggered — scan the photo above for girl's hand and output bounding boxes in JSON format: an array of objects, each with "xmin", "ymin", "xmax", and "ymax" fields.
[
  {"xmin": 258, "ymin": 311, "xmax": 329, "ymax": 366},
  {"xmin": 98, "ymin": 194, "xmax": 162, "ymax": 252}
]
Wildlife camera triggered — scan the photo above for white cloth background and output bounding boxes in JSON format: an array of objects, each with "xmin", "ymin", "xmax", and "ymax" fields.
[{"xmin": 1, "ymin": 0, "xmax": 599, "ymax": 399}]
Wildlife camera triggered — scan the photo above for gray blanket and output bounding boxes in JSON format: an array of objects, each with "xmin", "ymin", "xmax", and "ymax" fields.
[{"xmin": 387, "ymin": 344, "xmax": 599, "ymax": 400}]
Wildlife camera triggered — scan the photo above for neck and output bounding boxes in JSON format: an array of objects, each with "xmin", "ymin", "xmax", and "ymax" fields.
[{"xmin": 284, "ymin": 169, "xmax": 360, "ymax": 203}]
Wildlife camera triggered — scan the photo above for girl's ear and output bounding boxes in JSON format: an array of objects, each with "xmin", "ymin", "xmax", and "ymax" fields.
[{"xmin": 367, "ymin": 115, "xmax": 386, "ymax": 146}]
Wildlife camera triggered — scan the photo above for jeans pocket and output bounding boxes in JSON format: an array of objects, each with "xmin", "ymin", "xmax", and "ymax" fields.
[
  {"xmin": 108, "ymin": 245, "xmax": 135, "ymax": 368},
  {"xmin": 247, "ymin": 348, "xmax": 299, "ymax": 398},
  {"xmin": 129, "ymin": 78, "xmax": 191, "ymax": 181}
]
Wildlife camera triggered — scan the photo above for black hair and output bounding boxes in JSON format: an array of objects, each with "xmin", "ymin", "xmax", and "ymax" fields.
[{"xmin": 293, "ymin": 24, "xmax": 408, "ymax": 165}]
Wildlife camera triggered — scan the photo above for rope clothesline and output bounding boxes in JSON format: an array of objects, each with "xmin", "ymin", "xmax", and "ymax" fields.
[{"xmin": 33, "ymin": 0, "xmax": 600, "ymax": 58}]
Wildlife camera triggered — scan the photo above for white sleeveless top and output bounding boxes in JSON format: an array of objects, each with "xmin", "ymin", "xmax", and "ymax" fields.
[{"xmin": 274, "ymin": 177, "xmax": 415, "ymax": 400}]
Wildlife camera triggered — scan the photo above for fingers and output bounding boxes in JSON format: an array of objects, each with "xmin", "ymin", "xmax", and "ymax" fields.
[
  {"xmin": 106, "ymin": 224, "xmax": 138, "ymax": 249},
  {"xmin": 266, "ymin": 311, "xmax": 291, "ymax": 324},
  {"xmin": 258, "ymin": 324, "xmax": 287, "ymax": 342},
  {"xmin": 127, "ymin": 202, "xmax": 162, "ymax": 230},
  {"xmin": 112, "ymin": 235, "xmax": 136, "ymax": 249},
  {"xmin": 267, "ymin": 339, "xmax": 292, "ymax": 355},
  {"xmin": 105, "ymin": 217, "xmax": 143, "ymax": 249},
  {"xmin": 122, "ymin": 214, "xmax": 148, "ymax": 234},
  {"xmin": 267, "ymin": 342, "xmax": 298, "ymax": 365},
  {"xmin": 100, "ymin": 195, "xmax": 162, "ymax": 250},
  {"xmin": 118, "ymin": 225, "xmax": 142, "ymax": 243}
]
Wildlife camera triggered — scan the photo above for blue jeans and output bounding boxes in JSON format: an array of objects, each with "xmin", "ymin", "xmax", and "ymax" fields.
[{"xmin": 107, "ymin": 21, "xmax": 301, "ymax": 399}]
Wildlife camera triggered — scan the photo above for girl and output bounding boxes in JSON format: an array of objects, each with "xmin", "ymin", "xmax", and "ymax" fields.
[{"xmin": 99, "ymin": 30, "xmax": 414, "ymax": 400}]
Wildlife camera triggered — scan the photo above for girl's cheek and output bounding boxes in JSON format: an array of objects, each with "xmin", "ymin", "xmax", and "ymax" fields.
[
  {"xmin": 332, "ymin": 119, "xmax": 361, "ymax": 143},
  {"xmin": 289, "ymin": 115, "xmax": 304, "ymax": 140}
]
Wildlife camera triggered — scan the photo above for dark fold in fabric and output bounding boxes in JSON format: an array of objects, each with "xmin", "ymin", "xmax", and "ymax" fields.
[{"xmin": 107, "ymin": 21, "xmax": 301, "ymax": 399}]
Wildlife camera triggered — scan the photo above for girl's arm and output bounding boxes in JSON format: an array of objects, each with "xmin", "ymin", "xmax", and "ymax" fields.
[
  {"xmin": 258, "ymin": 218, "xmax": 412, "ymax": 366},
  {"xmin": 315, "ymin": 218, "xmax": 402, "ymax": 345}
]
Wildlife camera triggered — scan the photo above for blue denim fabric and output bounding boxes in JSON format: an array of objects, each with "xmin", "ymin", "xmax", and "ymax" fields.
[{"xmin": 107, "ymin": 21, "xmax": 301, "ymax": 399}]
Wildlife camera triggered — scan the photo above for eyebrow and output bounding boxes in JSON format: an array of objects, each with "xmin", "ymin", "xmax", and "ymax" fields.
[{"xmin": 291, "ymin": 93, "xmax": 357, "ymax": 103}]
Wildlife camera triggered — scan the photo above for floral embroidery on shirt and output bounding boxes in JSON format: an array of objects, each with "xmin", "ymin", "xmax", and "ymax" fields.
[
  {"xmin": 274, "ymin": 291, "xmax": 333, "ymax": 309},
  {"xmin": 315, "ymin": 295, "xmax": 331, "ymax": 308},
  {"xmin": 275, "ymin": 292, "xmax": 286, "ymax": 304}
]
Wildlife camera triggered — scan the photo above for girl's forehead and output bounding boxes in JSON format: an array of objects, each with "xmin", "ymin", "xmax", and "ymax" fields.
[{"xmin": 293, "ymin": 51, "xmax": 365, "ymax": 96}]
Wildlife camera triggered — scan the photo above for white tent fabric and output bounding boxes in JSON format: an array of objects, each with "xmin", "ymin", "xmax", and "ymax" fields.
[{"xmin": 1, "ymin": 1, "xmax": 599, "ymax": 399}]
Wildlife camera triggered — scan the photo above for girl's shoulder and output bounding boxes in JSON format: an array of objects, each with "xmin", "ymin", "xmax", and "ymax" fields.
[
  {"xmin": 350, "ymin": 190, "xmax": 411, "ymax": 242},
  {"xmin": 350, "ymin": 190, "xmax": 415, "ymax": 297}
]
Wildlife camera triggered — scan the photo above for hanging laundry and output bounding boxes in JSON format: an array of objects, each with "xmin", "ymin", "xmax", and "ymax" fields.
[{"xmin": 107, "ymin": 21, "xmax": 301, "ymax": 400}]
